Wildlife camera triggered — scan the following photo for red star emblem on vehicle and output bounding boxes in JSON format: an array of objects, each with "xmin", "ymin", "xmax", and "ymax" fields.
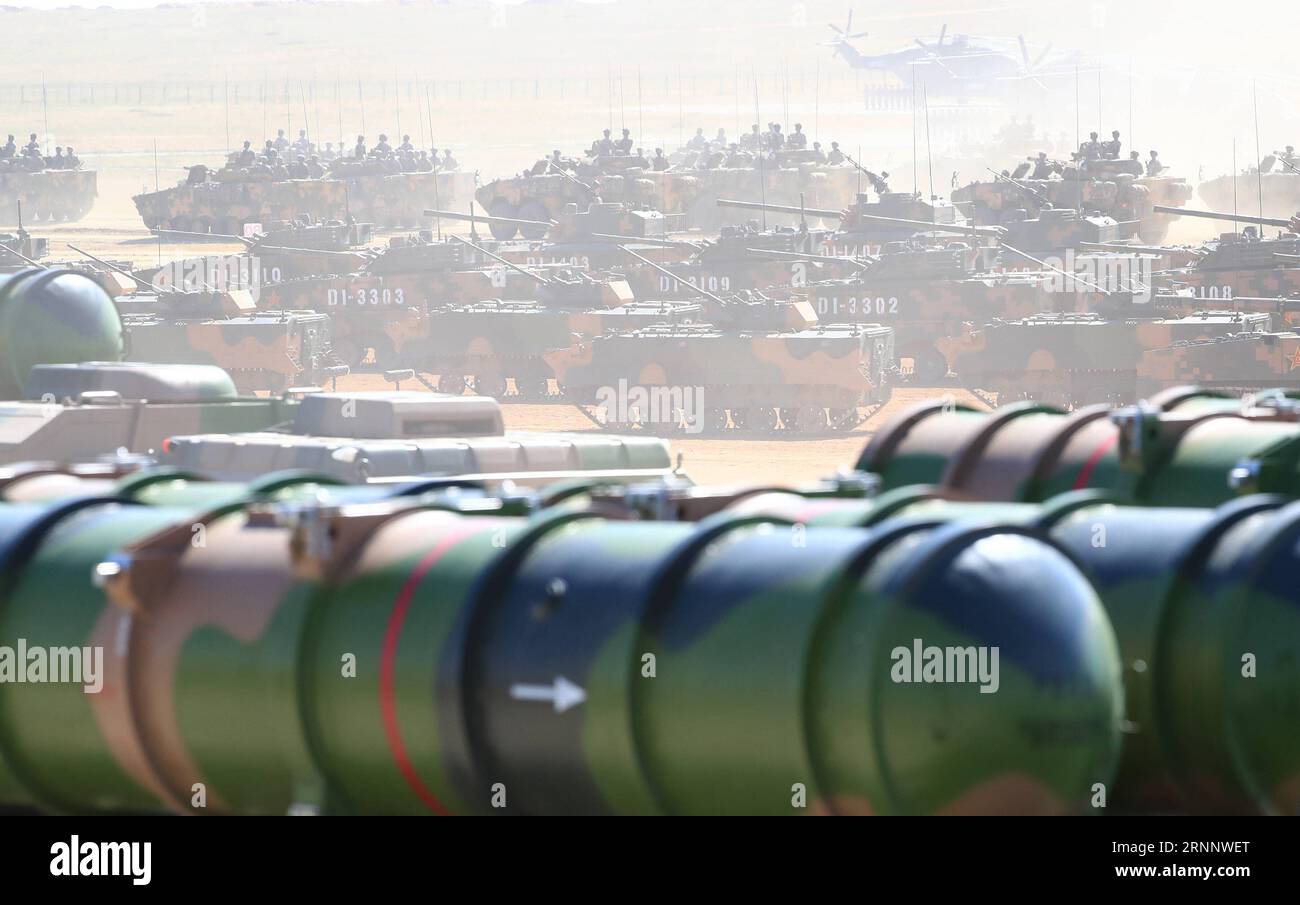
[{"xmin": 1288, "ymin": 346, "xmax": 1300, "ymax": 371}]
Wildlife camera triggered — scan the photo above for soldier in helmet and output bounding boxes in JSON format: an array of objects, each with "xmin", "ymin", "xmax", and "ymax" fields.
[
  {"xmin": 416, "ymin": 151, "xmax": 433, "ymax": 172},
  {"xmin": 294, "ymin": 129, "xmax": 312, "ymax": 156},
  {"xmin": 615, "ymin": 128, "xmax": 634, "ymax": 155},
  {"xmin": 741, "ymin": 123, "xmax": 762, "ymax": 152},
  {"xmin": 48, "ymin": 147, "xmax": 65, "ymax": 169},
  {"xmin": 22, "ymin": 133, "xmax": 39, "ymax": 157},
  {"xmin": 631, "ymin": 146, "xmax": 650, "ymax": 168},
  {"xmin": 768, "ymin": 123, "xmax": 785, "ymax": 150},
  {"xmin": 442, "ymin": 149, "xmax": 458, "ymax": 170},
  {"xmin": 287, "ymin": 154, "xmax": 309, "ymax": 179},
  {"xmin": 687, "ymin": 128, "xmax": 709, "ymax": 151},
  {"xmin": 0, "ymin": 134, "xmax": 15, "ymax": 159},
  {"xmin": 652, "ymin": 148, "xmax": 669, "ymax": 171},
  {"xmin": 1031, "ymin": 151, "xmax": 1055, "ymax": 179},
  {"xmin": 185, "ymin": 163, "xmax": 209, "ymax": 186},
  {"xmin": 399, "ymin": 134, "xmax": 414, "ymax": 152},
  {"xmin": 786, "ymin": 123, "xmax": 807, "ymax": 150},
  {"xmin": 1146, "ymin": 150, "xmax": 1166, "ymax": 177},
  {"xmin": 1080, "ymin": 131, "xmax": 1101, "ymax": 161},
  {"xmin": 1103, "ymin": 130, "xmax": 1122, "ymax": 159},
  {"xmin": 375, "ymin": 133, "xmax": 392, "ymax": 155},
  {"xmin": 237, "ymin": 140, "xmax": 256, "ymax": 167},
  {"xmin": 274, "ymin": 129, "xmax": 289, "ymax": 153},
  {"xmin": 354, "ymin": 135, "xmax": 367, "ymax": 159},
  {"xmin": 810, "ymin": 141, "xmax": 827, "ymax": 165},
  {"xmin": 826, "ymin": 141, "xmax": 845, "ymax": 165},
  {"xmin": 593, "ymin": 129, "xmax": 614, "ymax": 157},
  {"xmin": 712, "ymin": 127, "xmax": 727, "ymax": 149},
  {"xmin": 262, "ymin": 139, "xmax": 276, "ymax": 159},
  {"xmin": 320, "ymin": 142, "xmax": 337, "ymax": 163},
  {"xmin": 306, "ymin": 155, "xmax": 325, "ymax": 178},
  {"xmin": 63, "ymin": 147, "xmax": 80, "ymax": 169},
  {"xmin": 1280, "ymin": 146, "xmax": 1298, "ymax": 171}
]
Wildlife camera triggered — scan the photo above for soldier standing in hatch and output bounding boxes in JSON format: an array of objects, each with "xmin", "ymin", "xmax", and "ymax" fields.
[
  {"xmin": 592, "ymin": 129, "xmax": 615, "ymax": 156},
  {"xmin": 0, "ymin": 135, "xmax": 15, "ymax": 159},
  {"xmin": 1080, "ymin": 131, "xmax": 1101, "ymax": 162},
  {"xmin": 398, "ymin": 134, "xmax": 414, "ymax": 152},
  {"xmin": 63, "ymin": 147, "xmax": 80, "ymax": 170},
  {"xmin": 273, "ymin": 129, "xmax": 289, "ymax": 153},
  {"xmin": 615, "ymin": 128, "xmax": 634, "ymax": 154},
  {"xmin": 442, "ymin": 149, "xmax": 458, "ymax": 170},
  {"xmin": 354, "ymin": 135, "xmax": 367, "ymax": 159},
  {"xmin": 786, "ymin": 123, "xmax": 807, "ymax": 150},
  {"xmin": 22, "ymin": 133, "xmax": 39, "ymax": 157},
  {"xmin": 294, "ymin": 129, "xmax": 312, "ymax": 156},
  {"xmin": 1146, "ymin": 150, "xmax": 1166, "ymax": 176},
  {"xmin": 810, "ymin": 141, "xmax": 827, "ymax": 164},
  {"xmin": 741, "ymin": 123, "xmax": 762, "ymax": 152},
  {"xmin": 687, "ymin": 128, "xmax": 709, "ymax": 151},
  {"xmin": 1103, "ymin": 130, "xmax": 1122, "ymax": 159},
  {"xmin": 237, "ymin": 140, "xmax": 256, "ymax": 167},
  {"xmin": 651, "ymin": 148, "xmax": 669, "ymax": 171},
  {"xmin": 374, "ymin": 133, "xmax": 392, "ymax": 155},
  {"xmin": 1030, "ymin": 151, "xmax": 1054, "ymax": 179},
  {"xmin": 826, "ymin": 141, "xmax": 845, "ymax": 165}
]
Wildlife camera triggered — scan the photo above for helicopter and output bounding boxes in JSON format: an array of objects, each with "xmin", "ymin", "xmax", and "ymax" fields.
[{"xmin": 824, "ymin": 11, "xmax": 1081, "ymax": 97}]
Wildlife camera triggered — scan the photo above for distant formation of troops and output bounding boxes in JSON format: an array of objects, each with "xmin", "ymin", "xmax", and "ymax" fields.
[
  {"xmin": 198, "ymin": 127, "xmax": 460, "ymax": 184},
  {"xmin": 1008, "ymin": 131, "xmax": 1167, "ymax": 181},
  {"xmin": 0, "ymin": 132, "xmax": 82, "ymax": 172},
  {"xmin": 527, "ymin": 121, "xmax": 854, "ymax": 181}
]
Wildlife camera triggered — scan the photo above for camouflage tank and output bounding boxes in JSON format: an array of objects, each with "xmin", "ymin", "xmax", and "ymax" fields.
[
  {"xmin": 545, "ymin": 320, "xmax": 894, "ymax": 434},
  {"xmin": 0, "ymin": 167, "xmax": 97, "ymax": 224},
  {"xmin": 936, "ymin": 310, "xmax": 1273, "ymax": 406},
  {"xmin": 720, "ymin": 191, "xmax": 965, "ymax": 253},
  {"xmin": 475, "ymin": 155, "xmax": 862, "ymax": 236},
  {"xmin": 954, "ymin": 163, "xmax": 1191, "ymax": 244},
  {"xmin": 1135, "ymin": 330, "xmax": 1300, "ymax": 397},
  {"xmin": 0, "ymin": 362, "xmax": 298, "ymax": 466},
  {"xmin": 0, "ymin": 268, "xmax": 124, "ymax": 397},
  {"xmin": 1147, "ymin": 207, "xmax": 1300, "ymax": 300},
  {"xmin": 1198, "ymin": 167, "xmax": 1300, "ymax": 222},
  {"xmin": 115, "ymin": 288, "xmax": 339, "ymax": 392}
]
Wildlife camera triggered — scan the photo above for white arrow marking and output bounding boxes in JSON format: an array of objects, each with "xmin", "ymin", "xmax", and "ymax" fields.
[{"xmin": 508, "ymin": 676, "xmax": 587, "ymax": 713}]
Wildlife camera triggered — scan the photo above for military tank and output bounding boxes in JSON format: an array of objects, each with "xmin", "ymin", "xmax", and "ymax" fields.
[
  {"xmin": 1146, "ymin": 206, "xmax": 1300, "ymax": 301},
  {"xmin": 475, "ymin": 153, "xmax": 862, "ymax": 236},
  {"xmin": 954, "ymin": 162, "xmax": 1192, "ymax": 244},
  {"xmin": 719, "ymin": 191, "xmax": 965, "ymax": 253},
  {"xmin": 133, "ymin": 168, "xmax": 472, "ymax": 234},
  {"xmin": 0, "ymin": 166, "xmax": 97, "ymax": 224},
  {"xmin": 936, "ymin": 310, "xmax": 1274, "ymax": 407},
  {"xmin": 1198, "ymin": 160, "xmax": 1300, "ymax": 222}
]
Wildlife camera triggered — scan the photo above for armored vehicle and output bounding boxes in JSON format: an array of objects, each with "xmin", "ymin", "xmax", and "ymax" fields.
[
  {"xmin": 720, "ymin": 191, "xmax": 964, "ymax": 252},
  {"xmin": 133, "ymin": 167, "xmax": 473, "ymax": 233},
  {"xmin": 1198, "ymin": 166, "xmax": 1300, "ymax": 222},
  {"xmin": 936, "ymin": 310, "xmax": 1274, "ymax": 406},
  {"xmin": 476, "ymin": 156, "xmax": 862, "ymax": 236},
  {"xmin": 954, "ymin": 165, "xmax": 1192, "ymax": 243},
  {"xmin": 546, "ymin": 320, "xmax": 895, "ymax": 434},
  {"xmin": 0, "ymin": 167, "xmax": 97, "ymax": 223}
]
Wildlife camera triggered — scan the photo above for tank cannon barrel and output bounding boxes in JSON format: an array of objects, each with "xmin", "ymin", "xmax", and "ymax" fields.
[
  {"xmin": 424, "ymin": 208, "xmax": 556, "ymax": 230},
  {"xmin": 743, "ymin": 247, "xmax": 874, "ymax": 270},
  {"xmin": 151, "ymin": 228, "xmax": 256, "ymax": 247},
  {"xmin": 1152, "ymin": 206, "xmax": 1293, "ymax": 229},
  {"xmin": 588, "ymin": 233, "xmax": 702, "ymax": 249},
  {"xmin": 853, "ymin": 212, "xmax": 1005, "ymax": 239},
  {"xmin": 715, "ymin": 199, "xmax": 845, "ymax": 220}
]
